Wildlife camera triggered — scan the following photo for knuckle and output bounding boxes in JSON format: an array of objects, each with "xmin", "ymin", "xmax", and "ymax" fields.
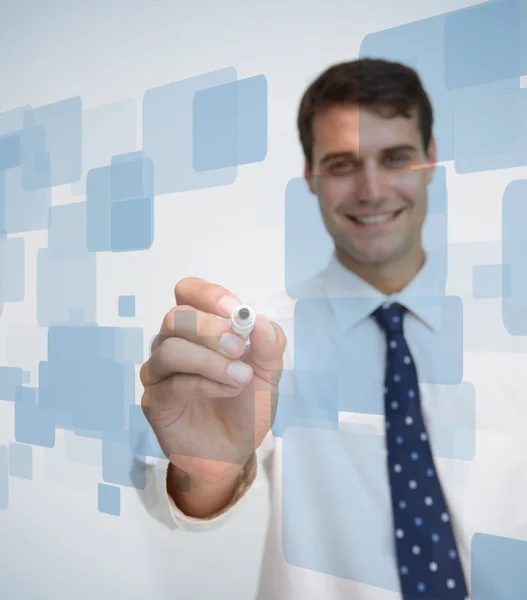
[
  {"xmin": 150, "ymin": 333, "xmax": 160, "ymax": 354},
  {"xmin": 154, "ymin": 337, "xmax": 177, "ymax": 370},
  {"xmin": 173, "ymin": 305, "xmax": 200, "ymax": 337},
  {"xmin": 139, "ymin": 361, "xmax": 149, "ymax": 387},
  {"xmin": 174, "ymin": 278, "xmax": 190, "ymax": 302},
  {"xmin": 173, "ymin": 303, "xmax": 193, "ymax": 312},
  {"xmin": 174, "ymin": 277, "xmax": 204, "ymax": 303},
  {"xmin": 161, "ymin": 307, "xmax": 177, "ymax": 332},
  {"xmin": 141, "ymin": 391, "xmax": 154, "ymax": 420},
  {"xmin": 162, "ymin": 305, "xmax": 184, "ymax": 333}
]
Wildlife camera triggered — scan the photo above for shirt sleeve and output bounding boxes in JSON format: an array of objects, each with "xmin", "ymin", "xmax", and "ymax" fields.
[{"xmin": 143, "ymin": 448, "xmax": 262, "ymax": 532}]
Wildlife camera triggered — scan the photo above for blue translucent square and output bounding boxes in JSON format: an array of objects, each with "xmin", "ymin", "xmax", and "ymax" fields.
[
  {"xmin": 472, "ymin": 264, "xmax": 506, "ymax": 299},
  {"xmin": 129, "ymin": 405, "xmax": 164, "ymax": 458},
  {"xmin": 0, "ymin": 133, "xmax": 21, "ymax": 171},
  {"xmin": 427, "ymin": 166, "xmax": 447, "ymax": 215},
  {"xmin": 453, "ymin": 80, "xmax": 521, "ymax": 173},
  {"xmin": 36, "ymin": 248, "xmax": 96, "ymax": 326},
  {"xmin": 110, "ymin": 155, "xmax": 153, "ymax": 201},
  {"xmin": 98, "ymin": 483, "xmax": 120, "ymax": 516},
  {"xmin": 74, "ymin": 359, "xmax": 131, "ymax": 433},
  {"xmin": 0, "ymin": 159, "xmax": 51, "ymax": 235},
  {"xmin": 72, "ymin": 98, "xmax": 137, "ymax": 197},
  {"xmin": 454, "ymin": 85, "xmax": 527, "ymax": 174},
  {"xmin": 8, "ymin": 442, "xmax": 32, "ymax": 479},
  {"xmin": 193, "ymin": 75, "xmax": 267, "ymax": 170},
  {"xmin": 118, "ymin": 295, "xmax": 135, "ymax": 317},
  {"xmin": 14, "ymin": 402, "xmax": 55, "ymax": 447},
  {"xmin": 522, "ymin": 0, "xmax": 527, "ymax": 76},
  {"xmin": 423, "ymin": 166, "xmax": 448, "ymax": 289},
  {"xmin": 285, "ymin": 178, "xmax": 334, "ymax": 294},
  {"xmin": 41, "ymin": 325, "xmax": 133, "ymax": 435},
  {"xmin": 427, "ymin": 382, "xmax": 476, "ymax": 461},
  {"xmin": 282, "ymin": 428, "xmax": 398, "ymax": 589},
  {"xmin": 502, "ymin": 179, "xmax": 527, "ymax": 334},
  {"xmin": 471, "ymin": 533, "xmax": 527, "ymax": 599},
  {"xmin": 20, "ymin": 126, "xmax": 51, "ymax": 191},
  {"xmin": 272, "ymin": 370, "xmax": 338, "ymax": 438},
  {"xmin": 444, "ymin": 0, "xmax": 521, "ymax": 90},
  {"xmin": 0, "ymin": 236, "xmax": 3, "ymax": 314},
  {"xmin": 34, "ymin": 151, "xmax": 51, "ymax": 175},
  {"xmin": 110, "ymin": 197, "xmax": 153, "ymax": 252},
  {"xmin": 142, "ymin": 67, "xmax": 238, "ymax": 195},
  {"xmin": 0, "ymin": 445, "xmax": 7, "ymax": 510},
  {"xmin": 102, "ymin": 431, "xmax": 146, "ymax": 489},
  {"xmin": 14, "ymin": 385, "xmax": 37, "ymax": 404},
  {"xmin": 3, "ymin": 236, "xmax": 25, "ymax": 301},
  {"xmin": 360, "ymin": 13, "xmax": 456, "ymax": 164},
  {"xmin": 48, "ymin": 202, "xmax": 89, "ymax": 261},
  {"xmin": 111, "ymin": 327, "xmax": 143, "ymax": 364},
  {"xmin": 86, "ymin": 166, "xmax": 112, "ymax": 252},
  {"xmin": 0, "ymin": 366, "xmax": 23, "ymax": 401},
  {"xmin": 0, "ymin": 172, "xmax": 4, "ymax": 237},
  {"xmin": 22, "ymin": 96, "xmax": 82, "ymax": 189},
  {"xmin": 0, "ymin": 106, "xmax": 29, "ymax": 135}
]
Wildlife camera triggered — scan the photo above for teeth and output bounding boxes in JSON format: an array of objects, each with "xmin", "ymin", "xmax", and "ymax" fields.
[{"xmin": 355, "ymin": 213, "xmax": 393, "ymax": 224}]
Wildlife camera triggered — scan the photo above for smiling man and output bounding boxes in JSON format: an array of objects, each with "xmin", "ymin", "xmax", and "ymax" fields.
[
  {"xmin": 302, "ymin": 59, "xmax": 436, "ymax": 295},
  {"xmin": 141, "ymin": 58, "xmax": 526, "ymax": 600}
]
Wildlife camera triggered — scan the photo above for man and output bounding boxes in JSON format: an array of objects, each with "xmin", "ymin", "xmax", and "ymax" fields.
[{"xmin": 140, "ymin": 58, "xmax": 525, "ymax": 599}]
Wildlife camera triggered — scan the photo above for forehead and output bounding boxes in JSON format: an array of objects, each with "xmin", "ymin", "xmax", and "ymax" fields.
[{"xmin": 311, "ymin": 104, "xmax": 422, "ymax": 158}]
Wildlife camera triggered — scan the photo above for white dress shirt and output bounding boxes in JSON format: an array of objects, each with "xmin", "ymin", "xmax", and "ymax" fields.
[{"xmin": 146, "ymin": 252, "xmax": 527, "ymax": 599}]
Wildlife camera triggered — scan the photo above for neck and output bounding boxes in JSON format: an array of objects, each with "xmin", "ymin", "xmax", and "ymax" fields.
[{"xmin": 335, "ymin": 246, "xmax": 426, "ymax": 295}]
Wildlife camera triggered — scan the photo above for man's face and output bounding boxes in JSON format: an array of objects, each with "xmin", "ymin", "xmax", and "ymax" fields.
[{"xmin": 305, "ymin": 104, "xmax": 436, "ymax": 268}]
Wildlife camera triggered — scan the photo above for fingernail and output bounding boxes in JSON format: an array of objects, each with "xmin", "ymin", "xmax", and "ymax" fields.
[
  {"xmin": 217, "ymin": 295, "xmax": 241, "ymax": 316},
  {"xmin": 220, "ymin": 334, "xmax": 244, "ymax": 356},
  {"xmin": 267, "ymin": 319, "xmax": 276, "ymax": 342},
  {"xmin": 227, "ymin": 361, "xmax": 252, "ymax": 383}
]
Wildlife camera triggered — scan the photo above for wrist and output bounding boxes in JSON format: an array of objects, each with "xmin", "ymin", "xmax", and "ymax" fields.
[
  {"xmin": 168, "ymin": 453, "xmax": 253, "ymax": 492},
  {"xmin": 167, "ymin": 454, "xmax": 255, "ymax": 519}
]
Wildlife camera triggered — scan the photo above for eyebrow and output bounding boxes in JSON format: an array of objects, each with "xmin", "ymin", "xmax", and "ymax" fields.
[{"xmin": 318, "ymin": 144, "xmax": 419, "ymax": 165}]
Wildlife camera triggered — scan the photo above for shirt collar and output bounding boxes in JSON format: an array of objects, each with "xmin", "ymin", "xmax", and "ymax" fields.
[{"xmin": 321, "ymin": 251, "xmax": 444, "ymax": 333}]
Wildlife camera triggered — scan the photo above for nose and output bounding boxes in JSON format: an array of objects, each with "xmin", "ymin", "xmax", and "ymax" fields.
[{"xmin": 357, "ymin": 163, "xmax": 385, "ymax": 203}]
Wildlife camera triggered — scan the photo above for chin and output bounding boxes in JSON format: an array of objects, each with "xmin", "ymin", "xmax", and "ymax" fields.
[{"xmin": 346, "ymin": 246, "xmax": 400, "ymax": 266}]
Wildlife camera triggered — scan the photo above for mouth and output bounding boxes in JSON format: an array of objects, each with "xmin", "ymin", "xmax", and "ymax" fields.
[{"xmin": 346, "ymin": 208, "xmax": 405, "ymax": 230}]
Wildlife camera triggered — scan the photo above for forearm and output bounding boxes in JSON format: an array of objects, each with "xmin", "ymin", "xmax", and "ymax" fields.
[{"xmin": 166, "ymin": 460, "xmax": 248, "ymax": 519}]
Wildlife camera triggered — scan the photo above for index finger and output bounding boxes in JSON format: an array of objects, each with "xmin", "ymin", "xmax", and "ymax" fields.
[{"xmin": 174, "ymin": 277, "xmax": 242, "ymax": 318}]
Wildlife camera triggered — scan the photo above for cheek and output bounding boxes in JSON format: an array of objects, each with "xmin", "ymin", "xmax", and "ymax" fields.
[
  {"xmin": 395, "ymin": 171, "xmax": 428, "ymax": 213},
  {"xmin": 316, "ymin": 177, "xmax": 354, "ymax": 211}
]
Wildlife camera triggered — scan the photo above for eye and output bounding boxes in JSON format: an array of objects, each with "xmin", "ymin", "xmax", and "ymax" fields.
[
  {"xmin": 386, "ymin": 153, "xmax": 409, "ymax": 167},
  {"xmin": 329, "ymin": 160, "xmax": 354, "ymax": 174}
]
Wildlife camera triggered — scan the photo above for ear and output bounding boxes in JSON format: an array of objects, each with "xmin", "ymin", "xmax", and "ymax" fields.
[
  {"xmin": 424, "ymin": 137, "xmax": 437, "ymax": 184},
  {"xmin": 304, "ymin": 160, "xmax": 315, "ymax": 194}
]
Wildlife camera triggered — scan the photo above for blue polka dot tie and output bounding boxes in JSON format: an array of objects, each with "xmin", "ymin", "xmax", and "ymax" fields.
[{"xmin": 372, "ymin": 302, "xmax": 468, "ymax": 600}]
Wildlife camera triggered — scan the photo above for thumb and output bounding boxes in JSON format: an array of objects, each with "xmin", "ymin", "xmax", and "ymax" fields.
[{"xmin": 246, "ymin": 314, "xmax": 286, "ymax": 374}]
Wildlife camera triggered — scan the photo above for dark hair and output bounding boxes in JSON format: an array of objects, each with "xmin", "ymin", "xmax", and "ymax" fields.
[{"xmin": 297, "ymin": 57, "xmax": 434, "ymax": 170}]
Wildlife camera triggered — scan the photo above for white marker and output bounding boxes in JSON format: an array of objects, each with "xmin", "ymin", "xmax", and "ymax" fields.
[{"xmin": 230, "ymin": 304, "xmax": 256, "ymax": 341}]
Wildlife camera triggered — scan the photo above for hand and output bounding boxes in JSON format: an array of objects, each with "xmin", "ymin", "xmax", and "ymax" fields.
[{"xmin": 140, "ymin": 277, "xmax": 286, "ymax": 486}]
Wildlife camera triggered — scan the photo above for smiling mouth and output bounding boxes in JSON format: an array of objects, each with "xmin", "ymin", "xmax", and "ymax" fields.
[{"xmin": 347, "ymin": 208, "xmax": 405, "ymax": 227}]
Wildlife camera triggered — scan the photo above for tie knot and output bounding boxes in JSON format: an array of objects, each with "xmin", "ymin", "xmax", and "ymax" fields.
[{"xmin": 372, "ymin": 302, "xmax": 406, "ymax": 334}]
